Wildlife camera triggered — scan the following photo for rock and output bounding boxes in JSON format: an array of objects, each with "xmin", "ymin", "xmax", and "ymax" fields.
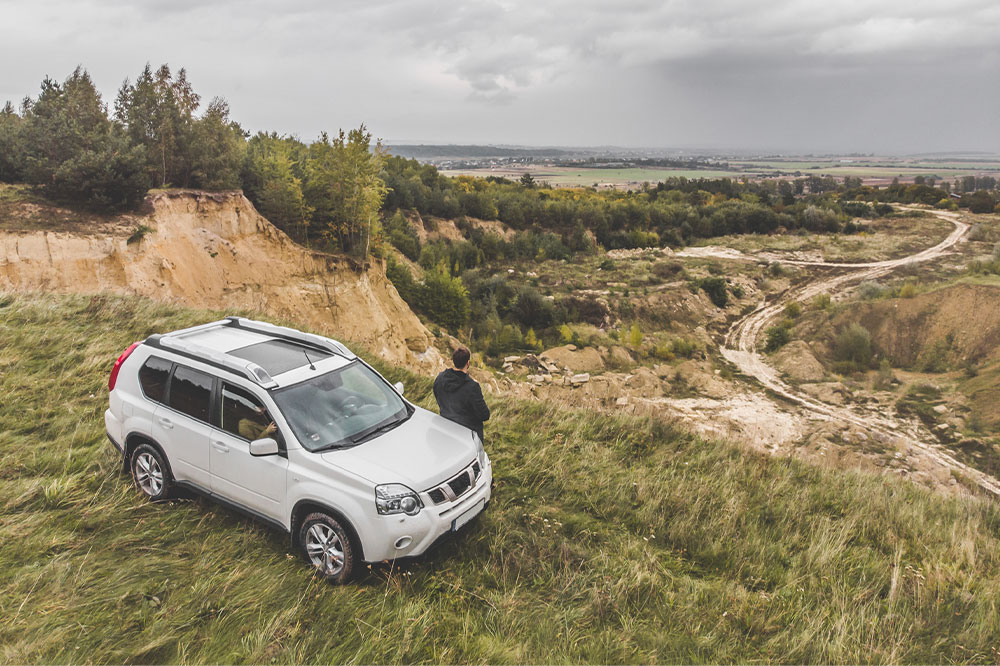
[
  {"xmin": 540, "ymin": 345, "xmax": 606, "ymax": 373},
  {"xmin": 800, "ymin": 382, "xmax": 850, "ymax": 405},
  {"xmin": 674, "ymin": 360, "xmax": 731, "ymax": 399},
  {"xmin": 933, "ymin": 404, "xmax": 948, "ymax": 415},
  {"xmin": 772, "ymin": 341, "xmax": 826, "ymax": 382},
  {"xmin": 616, "ymin": 397, "xmax": 629, "ymax": 406},
  {"xmin": 653, "ymin": 364, "xmax": 676, "ymax": 380},
  {"xmin": 936, "ymin": 423, "xmax": 951, "ymax": 431},
  {"xmin": 605, "ymin": 345, "xmax": 634, "ymax": 368},
  {"xmin": 528, "ymin": 374, "xmax": 546, "ymax": 385},
  {"xmin": 503, "ymin": 355, "xmax": 521, "ymax": 364},
  {"xmin": 570, "ymin": 373, "xmax": 591, "ymax": 385}
]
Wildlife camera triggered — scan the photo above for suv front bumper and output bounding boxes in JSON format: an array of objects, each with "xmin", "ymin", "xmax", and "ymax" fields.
[{"xmin": 364, "ymin": 457, "xmax": 493, "ymax": 562}]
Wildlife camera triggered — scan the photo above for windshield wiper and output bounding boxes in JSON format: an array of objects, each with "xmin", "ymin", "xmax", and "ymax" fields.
[{"xmin": 350, "ymin": 417, "xmax": 405, "ymax": 445}]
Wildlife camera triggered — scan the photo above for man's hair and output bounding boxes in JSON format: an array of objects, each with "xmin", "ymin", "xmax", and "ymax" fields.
[{"xmin": 452, "ymin": 347, "xmax": 471, "ymax": 369}]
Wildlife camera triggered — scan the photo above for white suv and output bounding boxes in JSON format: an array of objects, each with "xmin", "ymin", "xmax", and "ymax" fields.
[{"xmin": 105, "ymin": 317, "xmax": 492, "ymax": 583}]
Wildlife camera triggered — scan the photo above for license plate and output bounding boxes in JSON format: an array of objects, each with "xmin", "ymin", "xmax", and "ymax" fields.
[{"xmin": 451, "ymin": 499, "xmax": 485, "ymax": 532}]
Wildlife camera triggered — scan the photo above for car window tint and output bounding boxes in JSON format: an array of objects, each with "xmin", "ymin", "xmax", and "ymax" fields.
[
  {"xmin": 168, "ymin": 365, "xmax": 213, "ymax": 423},
  {"xmin": 138, "ymin": 356, "xmax": 172, "ymax": 403},
  {"xmin": 221, "ymin": 383, "xmax": 273, "ymax": 441}
]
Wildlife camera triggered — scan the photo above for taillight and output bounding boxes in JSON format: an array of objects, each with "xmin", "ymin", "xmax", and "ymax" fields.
[{"xmin": 108, "ymin": 342, "xmax": 141, "ymax": 392}]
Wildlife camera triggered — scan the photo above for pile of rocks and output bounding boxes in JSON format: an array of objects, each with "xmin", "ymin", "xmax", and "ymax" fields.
[{"xmin": 501, "ymin": 352, "xmax": 593, "ymax": 387}]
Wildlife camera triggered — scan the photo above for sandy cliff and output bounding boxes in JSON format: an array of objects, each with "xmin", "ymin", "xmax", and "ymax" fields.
[{"xmin": 0, "ymin": 190, "xmax": 441, "ymax": 370}]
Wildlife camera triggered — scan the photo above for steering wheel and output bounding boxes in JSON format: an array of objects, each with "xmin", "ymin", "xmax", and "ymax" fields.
[{"xmin": 340, "ymin": 395, "xmax": 363, "ymax": 415}]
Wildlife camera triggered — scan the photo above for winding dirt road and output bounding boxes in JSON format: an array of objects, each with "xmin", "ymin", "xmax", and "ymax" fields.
[{"xmin": 714, "ymin": 208, "xmax": 1000, "ymax": 496}]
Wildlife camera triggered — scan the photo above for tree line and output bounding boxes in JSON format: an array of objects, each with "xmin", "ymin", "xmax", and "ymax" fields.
[{"xmin": 0, "ymin": 66, "xmax": 385, "ymax": 256}]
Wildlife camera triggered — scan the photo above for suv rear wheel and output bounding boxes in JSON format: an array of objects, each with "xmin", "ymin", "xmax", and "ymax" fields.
[
  {"xmin": 131, "ymin": 443, "xmax": 172, "ymax": 501},
  {"xmin": 299, "ymin": 512, "xmax": 354, "ymax": 583}
]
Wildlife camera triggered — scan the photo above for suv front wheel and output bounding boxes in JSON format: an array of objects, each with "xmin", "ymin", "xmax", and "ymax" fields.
[
  {"xmin": 130, "ymin": 443, "xmax": 172, "ymax": 501},
  {"xmin": 299, "ymin": 512, "xmax": 354, "ymax": 583}
]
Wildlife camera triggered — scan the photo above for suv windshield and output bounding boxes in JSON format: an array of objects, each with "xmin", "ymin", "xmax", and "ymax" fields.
[{"xmin": 271, "ymin": 361, "xmax": 410, "ymax": 451}]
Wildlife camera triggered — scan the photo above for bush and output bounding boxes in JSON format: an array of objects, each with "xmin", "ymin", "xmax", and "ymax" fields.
[
  {"xmin": 783, "ymin": 302, "xmax": 802, "ymax": 318},
  {"xmin": 768, "ymin": 262, "xmax": 784, "ymax": 277},
  {"xmin": 384, "ymin": 211, "xmax": 421, "ymax": 261},
  {"xmin": 765, "ymin": 325, "xmax": 791, "ymax": 352},
  {"xmin": 652, "ymin": 261, "xmax": 684, "ymax": 279},
  {"xmin": 813, "ymin": 293, "xmax": 832, "ymax": 310},
  {"xmin": 857, "ymin": 281, "xmax": 888, "ymax": 300},
  {"xmin": 670, "ymin": 338, "xmax": 699, "ymax": 358},
  {"xmin": 898, "ymin": 281, "xmax": 918, "ymax": 299},
  {"xmin": 698, "ymin": 277, "xmax": 728, "ymax": 308},
  {"xmin": 833, "ymin": 323, "xmax": 873, "ymax": 370},
  {"xmin": 628, "ymin": 323, "xmax": 643, "ymax": 350},
  {"xmin": 414, "ymin": 265, "xmax": 471, "ymax": 331},
  {"xmin": 511, "ymin": 287, "xmax": 556, "ymax": 330}
]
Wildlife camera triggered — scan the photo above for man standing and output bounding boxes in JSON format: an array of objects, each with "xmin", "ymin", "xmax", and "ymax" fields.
[{"xmin": 433, "ymin": 347, "xmax": 491, "ymax": 442}]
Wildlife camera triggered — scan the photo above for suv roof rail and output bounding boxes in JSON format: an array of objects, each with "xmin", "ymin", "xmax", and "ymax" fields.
[
  {"xmin": 146, "ymin": 334, "xmax": 278, "ymax": 389},
  {"xmin": 223, "ymin": 317, "xmax": 356, "ymax": 360}
]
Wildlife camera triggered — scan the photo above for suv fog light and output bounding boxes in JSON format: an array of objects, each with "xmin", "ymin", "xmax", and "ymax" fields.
[{"xmin": 394, "ymin": 536, "xmax": 412, "ymax": 549}]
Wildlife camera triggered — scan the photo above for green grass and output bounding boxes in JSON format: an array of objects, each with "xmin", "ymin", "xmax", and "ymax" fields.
[{"xmin": 4, "ymin": 292, "xmax": 1000, "ymax": 663}]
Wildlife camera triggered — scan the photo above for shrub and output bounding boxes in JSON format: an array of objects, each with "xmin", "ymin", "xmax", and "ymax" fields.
[
  {"xmin": 127, "ymin": 224, "xmax": 153, "ymax": 245},
  {"xmin": 857, "ymin": 281, "xmax": 888, "ymax": 300},
  {"xmin": 670, "ymin": 338, "xmax": 699, "ymax": 358},
  {"xmin": 768, "ymin": 262, "xmax": 784, "ymax": 277},
  {"xmin": 765, "ymin": 325, "xmax": 791, "ymax": 352},
  {"xmin": 698, "ymin": 277, "xmax": 728, "ymax": 308},
  {"xmin": 415, "ymin": 265, "xmax": 471, "ymax": 331},
  {"xmin": 628, "ymin": 322, "xmax": 643, "ymax": 350},
  {"xmin": 813, "ymin": 293, "xmax": 832, "ymax": 310},
  {"xmin": 898, "ymin": 281, "xmax": 918, "ymax": 299},
  {"xmin": 384, "ymin": 211, "xmax": 421, "ymax": 261},
  {"xmin": 652, "ymin": 261, "xmax": 684, "ymax": 279},
  {"xmin": 783, "ymin": 301, "xmax": 802, "ymax": 318},
  {"xmin": 833, "ymin": 323, "xmax": 873, "ymax": 370},
  {"xmin": 511, "ymin": 287, "xmax": 555, "ymax": 330}
]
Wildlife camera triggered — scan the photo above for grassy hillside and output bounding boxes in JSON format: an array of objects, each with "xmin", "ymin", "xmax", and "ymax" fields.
[{"xmin": 3, "ymin": 292, "xmax": 1000, "ymax": 664}]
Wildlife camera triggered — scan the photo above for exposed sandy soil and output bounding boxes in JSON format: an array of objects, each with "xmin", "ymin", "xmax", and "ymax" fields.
[{"xmin": 0, "ymin": 190, "xmax": 443, "ymax": 371}]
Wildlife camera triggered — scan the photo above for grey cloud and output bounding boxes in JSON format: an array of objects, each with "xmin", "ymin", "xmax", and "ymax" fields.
[{"xmin": 0, "ymin": 0, "xmax": 998, "ymax": 151}]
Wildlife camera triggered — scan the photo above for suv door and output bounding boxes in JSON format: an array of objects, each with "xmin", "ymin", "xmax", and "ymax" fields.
[
  {"xmin": 210, "ymin": 382, "xmax": 288, "ymax": 521},
  {"xmin": 152, "ymin": 364, "xmax": 214, "ymax": 488}
]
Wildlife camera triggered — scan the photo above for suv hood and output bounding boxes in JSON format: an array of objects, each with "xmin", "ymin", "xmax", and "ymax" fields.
[{"xmin": 320, "ymin": 406, "xmax": 477, "ymax": 490}]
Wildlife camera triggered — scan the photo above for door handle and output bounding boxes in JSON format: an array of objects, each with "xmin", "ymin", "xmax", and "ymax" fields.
[
  {"xmin": 212, "ymin": 441, "xmax": 230, "ymax": 453},
  {"xmin": 158, "ymin": 417, "xmax": 173, "ymax": 430}
]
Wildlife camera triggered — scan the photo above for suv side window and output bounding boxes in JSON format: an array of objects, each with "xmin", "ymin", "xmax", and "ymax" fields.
[
  {"xmin": 138, "ymin": 356, "xmax": 172, "ymax": 403},
  {"xmin": 221, "ymin": 383, "xmax": 276, "ymax": 442},
  {"xmin": 168, "ymin": 365, "xmax": 214, "ymax": 423}
]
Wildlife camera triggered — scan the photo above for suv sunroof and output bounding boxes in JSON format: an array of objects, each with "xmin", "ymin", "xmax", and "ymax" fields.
[{"xmin": 229, "ymin": 339, "xmax": 332, "ymax": 376}]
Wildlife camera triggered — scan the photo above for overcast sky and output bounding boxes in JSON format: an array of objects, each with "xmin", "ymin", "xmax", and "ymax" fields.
[{"xmin": 2, "ymin": 0, "xmax": 998, "ymax": 153}]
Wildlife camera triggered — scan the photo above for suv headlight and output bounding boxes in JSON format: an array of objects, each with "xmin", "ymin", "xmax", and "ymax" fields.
[
  {"xmin": 375, "ymin": 484, "xmax": 422, "ymax": 516},
  {"xmin": 473, "ymin": 431, "xmax": 486, "ymax": 468}
]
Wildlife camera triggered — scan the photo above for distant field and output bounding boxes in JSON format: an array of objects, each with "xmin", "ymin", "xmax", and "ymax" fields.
[
  {"xmin": 730, "ymin": 159, "xmax": 1000, "ymax": 179},
  {"xmin": 441, "ymin": 166, "xmax": 764, "ymax": 187},
  {"xmin": 442, "ymin": 156, "xmax": 1000, "ymax": 188}
]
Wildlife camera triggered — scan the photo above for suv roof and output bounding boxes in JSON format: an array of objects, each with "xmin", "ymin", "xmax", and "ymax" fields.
[{"xmin": 144, "ymin": 317, "xmax": 356, "ymax": 389}]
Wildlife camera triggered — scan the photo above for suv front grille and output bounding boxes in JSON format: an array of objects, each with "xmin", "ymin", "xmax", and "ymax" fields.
[
  {"xmin": 426, "ymin": 460, "xmax": 481, "ymax": 505},
  {"xmin": 448, "ymin": 472, "xmax": 472, "ymax": 497}
]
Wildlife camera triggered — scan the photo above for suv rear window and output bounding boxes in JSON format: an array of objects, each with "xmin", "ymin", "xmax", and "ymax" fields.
[
  {"xmin": 138, "ymin": 356, "xmax": 172, "ymax": 403},
  {"xmin": 168, "ymin": 365, "xmax": 214, "ymax": 423}
]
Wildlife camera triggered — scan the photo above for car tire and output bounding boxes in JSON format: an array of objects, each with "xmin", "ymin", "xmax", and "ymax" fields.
[
  {"xmin": 130, "ymin": 443, "xmax": 173, "ymax": 501},
  {"xmin": 299, "ymin": 512, "xmax": 354, "ymax": 584}
]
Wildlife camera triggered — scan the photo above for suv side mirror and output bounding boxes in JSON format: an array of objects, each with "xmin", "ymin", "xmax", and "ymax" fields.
[
  {"xmin": 393, "ymin": 381, "xmax": 405, "ymax": 395},
  {"xmin": 249, "ymin": 437, "xmax": 279, "ymax": 456}
]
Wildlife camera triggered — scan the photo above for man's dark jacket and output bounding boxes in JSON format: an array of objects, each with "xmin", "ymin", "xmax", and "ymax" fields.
[{"xmin": 433, "ymin": 369, "xmax": 490, "ymax": 440}]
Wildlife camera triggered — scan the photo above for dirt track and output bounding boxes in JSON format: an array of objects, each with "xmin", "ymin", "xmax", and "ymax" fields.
[{"xmin": 715, "ymin": 208, "xmax": 1000, "ymax": 496}]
